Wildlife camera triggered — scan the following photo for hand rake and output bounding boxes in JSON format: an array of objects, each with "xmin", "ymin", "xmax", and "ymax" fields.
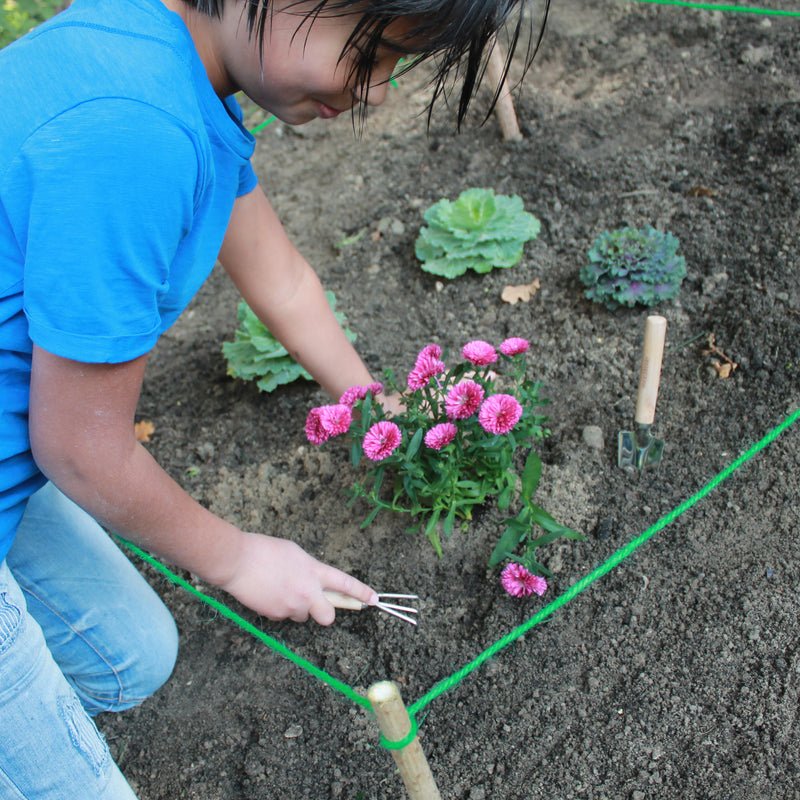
[{"xmin": 324, "ymin": 590, "xmax": 419, "ymax": 626}]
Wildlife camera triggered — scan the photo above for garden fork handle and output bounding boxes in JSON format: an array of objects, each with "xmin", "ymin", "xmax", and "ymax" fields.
[
  {"xmin": 323, "ymin": 589, "xmax": 366, "ymax": 611},
  {"xmin": 634, "ymin": 316, "xmax": 667, "ymax": 426}
]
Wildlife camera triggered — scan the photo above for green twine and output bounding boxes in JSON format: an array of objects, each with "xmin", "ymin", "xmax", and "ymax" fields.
[
  {"xmin": 629, "ymin": 0, "xmax": 800, "ymax": 15},
  {"xmin": 118, "ymin": 406, "xmax": 798, "ymax": 747},
  {"xmin": 380, "ymin": 715, "xmax": 419, "ymax": 750},
  {"xmin": 408, "ymin": 406, "xmax": 799, "ymax": 716},
  {"xmin": 249, "ymin": 115, "xmax": 277, "ymax": 135}
]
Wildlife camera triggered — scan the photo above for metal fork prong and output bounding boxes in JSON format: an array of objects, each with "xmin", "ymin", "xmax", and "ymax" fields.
[
  {"xmin": 377, "ymin": 593, "xmax": 419, "ymax": 600},
  {"xmin": 376, "ymin": 602, "xmax": 418, "ymax": 614},
  {"xmin": 376, "ymin": 602, "xmax": 418, "ymax": 625}
]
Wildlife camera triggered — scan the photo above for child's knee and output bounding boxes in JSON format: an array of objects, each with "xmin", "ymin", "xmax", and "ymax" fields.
[{"xmin": 78, "ymin": 604, "xmax": 179, "ymax": 715}]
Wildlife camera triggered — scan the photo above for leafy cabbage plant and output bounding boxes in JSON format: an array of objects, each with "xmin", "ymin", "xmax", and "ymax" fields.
[
  {"xmin": 580, "ymin": 226, "xmax": 687, "ymax": 309},
  {"xmin": 222, "ymin": 292, "xmax": 356, "ymax": 393},
  {"xmin": 415, "ymin": 188, "xmax": 541, "ymax": 279}
]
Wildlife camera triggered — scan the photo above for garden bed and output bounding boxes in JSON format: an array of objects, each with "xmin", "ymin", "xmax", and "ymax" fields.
[{"xmin": 102, "ymin": 1, "xmax": 799, "ymax": 797}]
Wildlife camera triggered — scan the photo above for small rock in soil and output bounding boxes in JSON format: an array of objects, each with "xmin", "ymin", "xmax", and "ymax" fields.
[{"xmin": 582, "ymin": 424, "xmax": 605, "ymax": 451}]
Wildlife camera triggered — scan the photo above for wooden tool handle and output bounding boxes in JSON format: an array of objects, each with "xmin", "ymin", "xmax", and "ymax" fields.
[
  {"xmin": 634, "ymin": 315, "xmax": 667, "ymax": 425},
  {"xmin": 323, "ymin": 589, "xmax": 364, "ymax": 611}
]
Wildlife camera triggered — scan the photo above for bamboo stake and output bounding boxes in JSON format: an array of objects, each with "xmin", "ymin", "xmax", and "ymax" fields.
[
  {"xmin": 486, "ymin": 40, "xmax": 522, "ymax": 142},
  {"xmin": 368, "ymin": 681, "xmax": 442, "ymax": 800}
]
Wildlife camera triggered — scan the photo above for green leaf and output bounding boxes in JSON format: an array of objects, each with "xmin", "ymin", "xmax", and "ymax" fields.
[
  {"xmin": 488, "ymin": 517, "xmax": 529, "ymax": 567},
  {"xmin": 359, "ymin": 506, "xmax": 381, "ymax": 529},
  {"xmin": 405, "ymin": 428, "xmax": 424, "ymax": 462},
  {"xmin": 529, "ymin": 506, "xmax": 585, "ymax": 540},
  {"xmin": 520, "ymin": 451, "xmax": 542, "ymax": 503},
  {"xmin": 443, "ymin": 506, "xmax": 457, "ymax": 538}
]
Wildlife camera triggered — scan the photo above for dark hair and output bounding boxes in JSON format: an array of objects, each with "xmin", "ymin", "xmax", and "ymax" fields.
[{"xmin": 184, "ymin": 0, "xmax": 548, "ymax": 128}]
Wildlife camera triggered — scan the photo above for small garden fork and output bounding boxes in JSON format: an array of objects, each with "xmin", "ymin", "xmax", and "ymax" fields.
[{"xmin": 324, "ymin": 590, "xmax": 419, "ymax": 626}]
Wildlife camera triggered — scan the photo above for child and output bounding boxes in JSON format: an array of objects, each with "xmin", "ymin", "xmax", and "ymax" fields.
[{"xmin": 0, "ymin": 0, "xmax": 542, "ymax": 796}]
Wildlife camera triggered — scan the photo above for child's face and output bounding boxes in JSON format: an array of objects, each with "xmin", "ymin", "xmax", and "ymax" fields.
[{"xmin": 214, "ymin": 1, "xmax": 412, "ymax": 124}]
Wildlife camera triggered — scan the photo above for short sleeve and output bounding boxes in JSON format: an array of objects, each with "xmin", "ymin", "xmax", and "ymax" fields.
[
  {"xmin": 223, "ymin": 95, "xmax": 258, "ymax": 197},
  {"xmin": 8, "ymin": 99, "xmax": 201, "ymax": 363}
]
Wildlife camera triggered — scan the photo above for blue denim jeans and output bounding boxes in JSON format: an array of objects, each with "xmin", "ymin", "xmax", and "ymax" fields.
[{"xmin": 0, "ymin": 482, "xmax": 179, "ymax": 799}]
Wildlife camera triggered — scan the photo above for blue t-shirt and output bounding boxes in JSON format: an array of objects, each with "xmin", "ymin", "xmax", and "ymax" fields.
[{"xmin": 0, "ymin": 0, "xmax": 258, "ymax": 559}]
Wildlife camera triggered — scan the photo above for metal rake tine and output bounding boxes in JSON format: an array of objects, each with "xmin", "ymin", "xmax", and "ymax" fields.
[
  {"xmin": 377, "ymin": 593, "xmax": 419, "ymax": 600},
  {"xmin": 376, "ymin": 601, "xmax": 418, "ymax": 614},
  {"xmin": 376, "ymin": 602, "xmax": 418, "ymax": 626}
]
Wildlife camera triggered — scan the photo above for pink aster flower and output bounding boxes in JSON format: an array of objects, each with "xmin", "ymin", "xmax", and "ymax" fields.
[
  {"xmin": 424, "ymin": 422, "xmax": 458, "ymax": 450},
  {"xmin": 500, "ymin": 563, "xmax": 548, "ymax": 598},
  {"xmin": 416, "ymin": 343, "xmax": 442, "ymax": 362},
  {"xmin": 499, "ymin": 337, "xmax": 530, "ymax": 357},
  {"xmin": 462, "ymin": 340, "xmax": 498, "ymax": 366},
  {"xmin": 338, "ymin": 382, "xmax": 384, "ymax": 407},
  {"xmin": 407, "ymin": 353, "xmax": 446, "ymax": 391},
  {"xmin": 318, "ymin": 404, "xmax": 352, "ymax": 437},
  {"xmin": 445, "ymin": 380, "xmax": 485, "ymax": 420},
  {"xmin": 362, "ymin": 421, "xmax": 402, "ymax": 461},
  {"xmin": 479, "ymin": 394, "xmax": 523, "ymax": 435},
  {"xmin": 305, "ymin": 408, "xmax": 329, "ymax": 446}
]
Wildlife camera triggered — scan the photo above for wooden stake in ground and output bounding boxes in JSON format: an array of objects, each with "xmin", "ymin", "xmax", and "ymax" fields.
[
  {"xmin": 367, "ymin": 681, "xmax": 442, "ymax": 800},
  {"xmin": 486, "ymin": 40, "xmax": 522, "ymax": 142}
]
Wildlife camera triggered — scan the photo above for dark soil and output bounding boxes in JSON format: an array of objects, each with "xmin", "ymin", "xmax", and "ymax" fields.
[{"xmin": 101, "ymin": 1, "xmax": 800, "ymax": 797}]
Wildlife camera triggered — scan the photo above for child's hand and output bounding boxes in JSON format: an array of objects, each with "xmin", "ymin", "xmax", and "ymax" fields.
[
  {"xmin": 219, "ymin": 532, "xmax": 378, "ymax": 625},
  {"xmin": 378, "ymin": 390, "xmax": 405, "ymax": 417}
]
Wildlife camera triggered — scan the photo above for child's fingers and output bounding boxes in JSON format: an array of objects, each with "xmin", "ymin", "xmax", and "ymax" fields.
[
  {"xmin": 319, "ymin": 566, "xmax": 378, "ymax": 607},
  {"xmin": 309, "ymin": 593, "xmax": 336, "ymax": 626}
]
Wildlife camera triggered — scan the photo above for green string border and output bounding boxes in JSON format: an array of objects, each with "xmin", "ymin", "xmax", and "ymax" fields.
[
  {"xmin": 119, "ymin": 406, "xmax": 799, "ymax": 748},
  {"xmin": 628, "ymin": 0, "xmax": 800, "ymax": 15}
]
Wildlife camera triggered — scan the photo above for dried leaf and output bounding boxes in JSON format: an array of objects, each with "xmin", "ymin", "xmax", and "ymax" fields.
[
  {"xmin": 501, "ymin": 277, "xmax": 541, "ymax": 305},
  {"xmin": 713, "ymin": 361, "xmax": 733, "ymax": 379},
  {"xmin": 687, "ymin": 185, "xmax": 716, "ymax": 198},
  {"xmin": 134, "ymin": 420, "xmax": 156, "ymax": 442},
  {"xmin": 702, "ymin": 333, "xmax": 738, "ymax": 379}
]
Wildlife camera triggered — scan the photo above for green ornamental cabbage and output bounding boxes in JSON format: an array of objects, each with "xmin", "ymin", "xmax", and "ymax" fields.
[
  {"xmin": 222, "ymin": 292, "xmax": 356, "ymax": 393},
  {"xmin": 580, "ymin": 226, "xmax": 687, "ymax": 310},
  {"xmin": 415, "ymin": 188, "xmax": 541, "ymax": 279}
]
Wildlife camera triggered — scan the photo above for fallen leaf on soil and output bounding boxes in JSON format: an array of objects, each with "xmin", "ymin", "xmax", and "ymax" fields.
[
  {"xmin": 711, "ymin": 360, "xmax": 734, "ymax": 378},
  {"xmin": 687, "ymin": 185, "xmax": 716, "ymax": 198},
  {"xmin": 134, "ymin": 420, "xmax": 156, "ymax": 442},
  {"xmin": 702, "ymin": 333, "xmax": 738, "ymax": 379},
  {"xmin": 501, "ymin": 278, "xmax": 541, "ymax": 304}
]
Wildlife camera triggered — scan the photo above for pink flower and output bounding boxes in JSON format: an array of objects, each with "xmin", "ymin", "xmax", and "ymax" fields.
[
  {"xmin": 306, "ymin": 404, "xmax": 353, "ymax": 444},
  {"xmin": 499, "ymin": 337, "xmax": 530, "ymax": 356},
  {"xmin": 305, "ymin": 408, "xmax": 329, "ymax": 446},
  {"xmin": 462, "ymin": 340, "xmax": 498, "ymax": 366},
  {"xmin": 478, "ymin": 394, "xmax": 522, "ymax": 434},
  {"xmin": 339, "ymin": 382, "xmax": 384, "ymax": 407},
  {"xmin": 362, "ymin": 421, "xmax": 402, "ymax": 461},
  {"xmin": 445, "ymin": 380, "xmax": 485, "ymax": 420},
  {"xmin": 407, "ymin": 354, "xmax": 446, "ymax": 391},
  {"xmin": 424, "ymin": 422, "xmax": 458, "ymax": 450},
  {"xmin": 318, "ymin": 404, "xmax": 352, "ymax": 437},
  {"xmin": 417, "ymin": 343, "xmax": 442, "ymax": 361},
  {"xmin": 500, "ymin": 563, "xmax": 548, "ymax": 598}
]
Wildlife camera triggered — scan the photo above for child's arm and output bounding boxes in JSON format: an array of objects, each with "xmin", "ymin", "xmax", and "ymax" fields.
[
  {"xmin": 28, "ymin": 345, "xmax": 377, "ymax": 623},
  {"xmin": 219, "ymin": 186, "xmax": 393, "ymax": 405}
]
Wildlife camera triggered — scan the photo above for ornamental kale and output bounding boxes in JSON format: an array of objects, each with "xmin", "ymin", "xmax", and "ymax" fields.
[
  {"xmin": 580, "ymin": 226, "xmax": 687, "ymax": 310},
  {"xmin": 305, "ymin": 338, "xmax": 583, "ymax": 570},
  {"xmin": 222, "ymin": 292, "xmax": 355, "ymax": 393},
  {"xmin": 415, "ymin": 188, "xmax": 541, "ymax": 279}
]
